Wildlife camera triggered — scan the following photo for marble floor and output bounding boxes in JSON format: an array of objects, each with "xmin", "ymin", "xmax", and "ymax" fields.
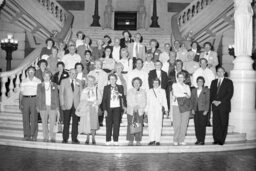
[{"xmin": 0, "ymin": 145, "xmax": 255, "ymax": 171}]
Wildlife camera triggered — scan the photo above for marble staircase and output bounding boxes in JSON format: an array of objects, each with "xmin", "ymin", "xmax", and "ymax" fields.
[{"xmin": 0, "ymin": 105, "xmax": 255, "ymax": 153}]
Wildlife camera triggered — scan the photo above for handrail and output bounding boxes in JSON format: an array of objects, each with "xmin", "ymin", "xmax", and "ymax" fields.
[{"xmin": 177, "ymin": 0, "xmax": 215, "ymax": 28}]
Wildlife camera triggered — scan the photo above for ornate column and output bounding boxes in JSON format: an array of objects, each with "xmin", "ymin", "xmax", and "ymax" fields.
[
  {"xmin": 91, "ymin": 0, "xmax": 101, "ymax": 27},
  {"xmin": 230, "ymin": 0, "xmax": 256, "ymax": 140},
  {"xmin": 150, "ymin": 0, "xmax": 160, "ymax": 28}
]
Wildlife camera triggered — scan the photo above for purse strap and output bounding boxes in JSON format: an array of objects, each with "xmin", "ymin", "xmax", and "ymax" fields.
[{"xmin": 152, "ymin": 89, "xmax": 162, "ymax": 106}]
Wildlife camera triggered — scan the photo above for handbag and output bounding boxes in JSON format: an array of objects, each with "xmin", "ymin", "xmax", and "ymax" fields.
[
  {"xmin": 177, "ymin": 97, "xmax": 192, "ymax": 113},
  {"xmin": 153, "ymin": 89, "xmax": 165, "ymax": 115},
  {"xmin": 130, "ymin": 112, "xmax": 142, "ymax": 134}
]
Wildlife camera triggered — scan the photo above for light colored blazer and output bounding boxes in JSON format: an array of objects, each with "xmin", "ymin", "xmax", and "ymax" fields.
[
  {"xmin": 36, "ymin": 82, "xmax": 59, "ymax": 111},
  {"xmin": 59, "ymin": 78, "xmax": 82, "ymax": 110},
  {"xmin": 191, "ymin": 87, "xmax": 210, "ymax": 112},
  {"xmin": 127, "ymin": 88, "xmax": 147, "ymax": 116},
  {"xmin": 127, "ymin": 42, "xmax": 146, "ymax": 61}
]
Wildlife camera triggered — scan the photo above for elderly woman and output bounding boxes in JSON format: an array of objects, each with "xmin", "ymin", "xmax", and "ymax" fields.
[
  {"xmin": 191, "ymin": 76, "xmax": 210, "ymax": 145},
  {"xmin": 36, "ymin": 71, "xmax": 59, "ymax": 142},
  {"xmin": 127, "ymin": 77, "xmax": 147, "ymax": 146},
  {"xmin": 147, "ymin": 39, "xmax": 161, "ymax": 62},
  {"xmin": 114, "ymin": 62, "xmax": 128, "ymax": 96},
  {"xmin": 47, "ymin": 46, "xmax": 59, "ymax": 75},
  {"xmin": 92, "ymin": 39, "xmax": 105, "ymax": 61},
  {"xmin": 172, "ymin": 71, "xmax": 191, "ymax": 146},
  {"xmin": 76, "ymin": 75, "xmax": 102, "ymax": 145},
  {"xmin": 40, "ymin": 38, "xmax": 55, "ymax": 60},
  {"xmin": 145, "ymin": 78, "xmax": 168, "ymax": 146},
  {"xmin": 101, "ymin": 47, "xmax": 115, "ymax": 73},
  {"xmin": 81, "ymin": 50, "xmax": 94, "ymax": 75},
  {"xmin": 75, "ymin": 63, "xmax": 87, "ymax": 88}
]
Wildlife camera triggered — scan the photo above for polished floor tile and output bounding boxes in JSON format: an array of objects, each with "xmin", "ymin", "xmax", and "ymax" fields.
[{"xmin": 0, "ymin": 145, "xmax": 255, "ymax": 171}]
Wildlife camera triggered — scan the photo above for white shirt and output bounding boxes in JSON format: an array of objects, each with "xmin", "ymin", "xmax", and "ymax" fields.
[
  {"xmin": 172, "ymin": 82, "xmax": 191, "ymax": 106},
  {"xmin": 217, "ymin": 77, "xmax": 224, "ymax": 86},
  {"xmin": 127, "ymin": 69, "xmax": 149, "ymax": 90},
  {"xmin": 197, "ymin": 88, "xmax": 202, "ymax": 97},
  {"xmin": 156, "ymin": 70, "xmax": 161, "ymax": 81},
  {"xmin": 44, "ymin": 82, "xmax": 51, "ymax": 106},
  {"xmin": 20, "ymin": 77, "xmax": 41, "ymax": 96},
  {"xmin": 76, "ymin": 39, "xmax": 83, "ymax": 48},
  {"xmin": 62, "ymin": 53, "xmax": 81, "ymax": 70},
  {"xmin": 110, "ymin": 86, "xmax": 121, "ymax": 108},
  {"xmin": 119, "ymin": 58, "xmax": 133, "ymax": 72},
  {"xmin": 159, "ymin": 51, "xmax": 170, "ymax": 64},
  {"xmin": 112, "ymin": 46, "xmax": 121, "ymax": 62},
  {"xmin": 192, "ymin": 67, "xmax": 215, "ymax": 88},
  {"xmin": 133, "ymin": 42, "xmax": 140, "ymax": 57}
]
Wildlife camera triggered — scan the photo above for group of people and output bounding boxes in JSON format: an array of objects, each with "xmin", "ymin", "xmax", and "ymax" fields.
[{"xmin": 19, "ymin": 30, "xmax": 234, "ymax": 146}]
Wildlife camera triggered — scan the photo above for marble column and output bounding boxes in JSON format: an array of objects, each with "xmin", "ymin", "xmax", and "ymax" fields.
[
  {"xmin": 91, "ymin": 0, "xmax": 101, "ymax": 27},
  {"xmin": 230, "ymin": 0, "xmax": 256, "ymax": 140},
  {"xmin": 150, "ymin": 0, "xmax": 160, "ymax": 28}
]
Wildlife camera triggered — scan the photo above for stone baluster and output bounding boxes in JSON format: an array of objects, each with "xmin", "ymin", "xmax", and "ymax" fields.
[
  {"xmin": 187, "ymin": 9, "xmax": 191, "ymax": 21},
  {"xmin": 55, "ymin": 6, "xmax": 59, "ymax": 18},
  {"xmin": 46, "ymin": 0, "xmax": 50, "ymax": 11},
  {"xmin": 60, "ymin": 9, "xmax": 63, "ymax": 22},
  {"xmin": 201, "ymin": 0, "xmax": 204, "ymax": 10},
  {"xmin": 15, "ymin": 72, "xmax": 21, "ymax": 92},
  {"xmin": 182, "ymin": 12, "xmax": 186, "ymax": 24},
  {"xmin": 9, "ymin": 75, "xmax": 15, "ymax": 97},
  {"xmin": 196, "ymin": 1, "xmax": 201, "ymax": 13},
  {"xmin": 1, "ymin": 77, "xmax": 7, "ymax": 101},
  {"xmin": 192, "ymin": 5, "xmax": 195, "ymax": 17}
]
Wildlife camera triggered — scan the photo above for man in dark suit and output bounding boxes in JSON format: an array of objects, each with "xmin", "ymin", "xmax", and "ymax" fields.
[
  {"xmin": 210, "ymin": 66, "xmax": 234, "ymax": 145},
  {"xmin": 102, "ymin": 74, "xmax": 127, "ymax": 146},
  {"xmin": 148, "ymin": 60, "xmax": 169, "ymax": 109}
]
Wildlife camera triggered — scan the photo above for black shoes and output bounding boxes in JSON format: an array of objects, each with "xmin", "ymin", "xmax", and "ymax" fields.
[
  {"xmin": 148, "ymin": 141, "xmax": 155, "ymax": 145},
  {"xmin": 92, "ymin": 141, "xmax": 96, "ymax": 145},
  {"xmin": 85, "ymin": 140, "xmax": 89, "ymax": 145},
  {"xmin": 212, "ymin": 141, "xmax": 224, "ymax": 145},
  {"xmin": 155, "ymin": 142, "xmax": 160, "ymax": 146},
  {"xmin": 72, "ymin": 139, "xmax": 80, "ymax": 144},
  {"xmin": 195, "ymin": 141, "xmax": 204, "ymax": 145},
  {"xmin": 62, "ymin": 140, "xmax": 68, "ymax": 143}
]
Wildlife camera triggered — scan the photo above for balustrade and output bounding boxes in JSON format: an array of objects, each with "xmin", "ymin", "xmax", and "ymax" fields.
[
  {"xmin": 36, "ymin": 0, "xmax": 67, "ymax": 25},
  {"xmin": 177, "ymin": 0, "xmax": 214, "ymax": 27}
]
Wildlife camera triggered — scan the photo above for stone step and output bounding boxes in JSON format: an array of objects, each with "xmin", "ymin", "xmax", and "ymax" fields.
[
  {"xmin": 0, "ymin": 129, "xmax": 246, "ymax": 145},
  {"xmin": 0, "ymin": 136, "xmax": 255, "ymax": 154},
  {"xmin": 0, "ymin": 121, "xmax": 235, "ymax": 135}
]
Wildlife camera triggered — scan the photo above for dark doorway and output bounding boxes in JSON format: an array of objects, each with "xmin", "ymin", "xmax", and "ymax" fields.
[{"xmin": 114, "ymin": 11, "xmax": 137, "ymax": 30}]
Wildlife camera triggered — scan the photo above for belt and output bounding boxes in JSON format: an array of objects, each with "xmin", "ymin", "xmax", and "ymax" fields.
[
  {"xmin": 23, "ymin": 95, "xmax": 36, "ymax": 98},
  {"xmin": 121, "ymin": 71, "xmax": 128, "ymax": 74}
]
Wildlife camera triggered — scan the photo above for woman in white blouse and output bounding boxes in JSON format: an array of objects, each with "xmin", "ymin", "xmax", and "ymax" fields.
[
  {"xmin": 172, "ymin": 71, "xmax": 191, "ymax": 146},
  {"xmin": 145, "ymin": 78, "xmax": 168, "ymax": 146},
  {"xmin": 76, "ymin": 75, "xmax": 102, "ymax": 145}
]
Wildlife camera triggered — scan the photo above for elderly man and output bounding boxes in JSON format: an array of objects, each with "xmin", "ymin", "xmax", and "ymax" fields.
[
  {"xmin": 127, "ymin": 58, "xmax": 149, "ymax": 90},
  {"xmin": 59, "ymin": 68, "xmax": 82, "ymax": 144},
  {"xmin": 62, "ymin": 44, "xmax": 81, "ymax": 71},
  {"xmin": 128, "ymin": 33, "xmax": 146, "ymax": 65},
  {"xmin": 20, "ymin": 66, "xmax": 41, "ymax": 141}
]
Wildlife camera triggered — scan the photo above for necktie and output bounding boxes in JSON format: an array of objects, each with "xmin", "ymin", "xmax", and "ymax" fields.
[
  {"xmin": 71, "ymin": 80, "xmax": 74, "ymax": 92},
  {"xmin": 217, "ymin": 79, "xmax": 221, "ymax": 94}
]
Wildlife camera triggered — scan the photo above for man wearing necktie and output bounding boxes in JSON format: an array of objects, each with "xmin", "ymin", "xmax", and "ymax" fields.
[
  {"xmin": 59, "ymin": 69, "xmax": 82, "ymax": 144},
  {"xmin": 210, "ymin": 66, "xmax": 234, "ymax": 145}
]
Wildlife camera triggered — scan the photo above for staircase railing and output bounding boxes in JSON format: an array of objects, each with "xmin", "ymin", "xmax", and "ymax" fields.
[
  {"xmin": 0, "ymin": 0, "xmax": 74, "ymax": 111},
  {"xmin": 172, "ymin": 0, "xmax": 234, "ymax": 44}
]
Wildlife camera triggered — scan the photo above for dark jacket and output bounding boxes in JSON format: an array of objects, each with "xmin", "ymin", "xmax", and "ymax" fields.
[
  {"xmin": 36, "ymin": 82, "xmax": 59, "ymax": 110},
  {"xmin": 148, "ymin": 69, "xmax": 168, "ymax": 90},
  {"xmin": 120, "ymin": 38, "xmax": 134, "ymax": 48},
  {"xmin": 191, "ymin": 87, "xmax": 210, "ymax": 111},
  {"xmin": 210, "ymin": 78, "xmax": 234, "ymax": 112},
  {"xmin": 52, "ymin": 71, "xmax": 69, "ymax": 85},
  {"xmin": 102, "ymin": 84, "xmax": 127, "ymax": 112}
]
